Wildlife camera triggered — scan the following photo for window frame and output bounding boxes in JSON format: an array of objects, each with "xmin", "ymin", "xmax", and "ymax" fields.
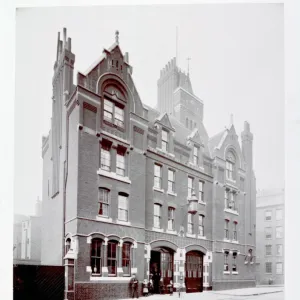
[
  {"xmin": 265, "ymin": 227, "xmax": 272, "ymax": 239},
  {"xmin": 276, "ymin": 226, "xmax": 283, "ymax": 238},
  {"xmin": 187, "ymin": 213, "xmax": 194, "ymax": 234},
  {"xmin": 91, "ymin": 238, "xmax": 102, "ymax": 276},
  {"xmin": 154, "ymin": 164, "xmax": 162, "ymax": 189},
  {"xmin": 98, "ymin": 188, "xmax": 110, "ymax": 217},
  {"xmin": 276, "ymin": 244, "xmax": 283, "ymax": 256},
  {"xmin": 188, "ymin": 176, "xmax": 194, "ymax": 198},
  {"xmin": 198, "ymin": 215, "xmax": 204, "ymax": 236},
  {"xmin": 276, "ymin": 262, "xmax": 283, "ymax": 274},
  {"xmin": 226, "ymin": 160, "xmax": 234, "ymax": 180},
  {"xmin": 167, "ymin": 207, "xmax": 175, "ymax": 231},
  {"xmin": 161, "ymin": 129, "xmax": 169, "ymax": 152},
  {"xmin": 276, "ymin": 209, "xmax": 283, "ymax": 221},
  {"xmin": 232, "ymin": 252, "xmax": 238, "ymax": 272},
  {"xmin": 100, "ymin": 142, "xmax": 111, "ymax": 172},
  {"xmin": 118, "ymin": 193, "xmax": 129, "ymax": 222},
  {"xmin": 168, "ymin": 169, "xmax": 175, "ymax": 193},
  {"xmin": 116, "ymin": 149, "xmax": 126, "ymax": 177},
  {"xmin": 265, "ymin": 245, "xmax": 272, "ymax": 256},
  {"xmin": 265, "ymin": 262, "xmax": 272, "ymax": 274},
  {"xmin": 122, "ymin": 242, "xmax": 131, "ymax": 276},
  {"xmin": 233, "ymin": 222, "xmax": 237, "ymax": 241},
  {"xmin": 154, "ymin": 204, "xmax": 161, "ymax": 229},
  {"xmin": 103, "ymin": 97, "xmax": 125, "ymax": 129},
  {"xmin": 224, "ymin": 251, "xmax": 229, "ymax": 271},
  {"xmin": 107, "ymin": 241, "xmax": 118, "ymax": 276},
  {"xmin": 224, "ymin": 220, "xmax": 229, "ymax": 240},
  {"xmin": 198, "ymin": 181, "xmax": 204, "ymax": 203},
  {"xmin": 265, "ymin": 210, "xmax": 272, "ymax": 221},
  {"xmin": 193, "ymin": 146, "xmax": 199, "ymax": 165}
]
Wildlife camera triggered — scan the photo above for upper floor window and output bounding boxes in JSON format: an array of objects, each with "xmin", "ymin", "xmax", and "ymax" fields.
[
  {"xmin": 193, "ymin": 146, "xmax": 199, "ymax": 165},
  {"xmin": 162, "ymin": 129, "xmax": 169, "ymax": 152},
  {"xmin": 199, "ymin": 181, "xmax": 204, "ymax": 202},
  {"xmin": 187, "ymin": 213, "xmax": 194, "ymax": 234},
  {"xmin": 168, "ymin": 207, "xmax": 175, "ymax": 231},
  {"xmin": 116, "ymin": 148, "xmax": 126, "ymax": 176},
  {"xmin": 154, "ymin": 204, "xmax": 161, "ymax": 228},
  {"xmin": 276, "ymin": 209, "xmax": 283, "ymax": 221},
  {"xmin": 229, "ymin": 192, "xmax": 237, "ymax": 211},
  {"xmin": 265, "ymin": 245, "xmax": 272, "ymax": 256},
  {"xmin": 118, "ymin": 193, "xmax": 128, "ymax": 222},
  {"xmin": 154, "ymin": 164, "xmax": 162, "ymax": 189},
  {"xmin": 232, "ymin": 252, "xmax": 238, "ymax": 272},
  {"xmin": 224, "ymin": 220, "xmax": 229, "ymax": 239},
  {"xmin": 226, "ymin": 151, "xmax": 236, "ymax": 180},
  {"xmin": 188, "ymin": 176, "xmax": 194, "ymax": 198},
  {"xmin": 276, "ymin": 244, "xmax": 283, "ymax": 256},
  {"xmin": 186, "ymin": 118, "xmax": 189, "ymax": 128},
  {"xmin": 198, "ymin": 215, "xmax": 204, "ymax": 236},
  {"xmin": 100, "ymin": 141, "xmax": 111, "ymax": 171},
  {"xmin": 276, "ymin": 226, "xmax": 283, "ymax": 238},
  {"xmin": 225, "ymin": 190, "xmax": 229, "ymax": 208},
  {"xmin": 91, "ymin": 238, "xmax": 102, "ymax": 275},
  {"xmin": 168, "ymin": 169, "xmax": 175, "ymax": 193},
  {"xmin": 122, "ymin": 242, "xmax": 131, "ymax": 276},
  {"xmin": 224, "ymin": 250, "xmax": 229, "ymax": 271},
  {"xmin": 233, "ymin": 222, "xmax": 237, "ymax": 241},
  {"xmin": 103, "ymin": 98, "xmax": 124, "ymax": 128},
  {"xmin": 265, "ymin": 210, "xmax": 272, "ymax": 221},
  {"xmin": 98, "ymin": 188, "xmax": 109, "ymax": 217},
  {"xmin": 276, "ymin": 262, "xmax": 283, "ymax": 274},
  {"xmin": 107, "ymin": 241, "xmax": 118, "ymax": 276},
  {"xmin": 265, "ymin": 262, "xmax": 272, "ymax": 274},
  {"xmin": 265, "ymin": 227, "xmax": 272, "ymax": 239},
  {"xmin": 65, "ymin": 238, "xmax": 71, "ymax": 255},
  {"xmin": 190, "ymin": 120, "xmax": 193, "ymax": 130}
]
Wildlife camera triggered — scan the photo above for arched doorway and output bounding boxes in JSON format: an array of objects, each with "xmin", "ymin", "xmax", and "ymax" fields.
[
  {"xmin": 185, "ymin": 251, "xmax": 203, "ymax": 293},
  {"xmin": 150, "ymin": 247, "xmax": 174, "ymax": 294}
]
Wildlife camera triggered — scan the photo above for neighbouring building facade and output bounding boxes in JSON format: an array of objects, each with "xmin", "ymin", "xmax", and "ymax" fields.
[
  {"xmin": 256, "ymin": 189, "xmax": 284, "ymax": 285},
  {"xmin": 41, "ymin": 28, "xmax": 256, "ymax": 300},
  {"xmin": 13, "ymin": 199, "xmax": 42, "ymax": 265}
]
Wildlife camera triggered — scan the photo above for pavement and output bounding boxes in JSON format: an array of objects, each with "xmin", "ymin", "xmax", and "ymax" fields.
[{"xmin": 123, "ymin": 286, "xmax": 284, "ymax": 300}]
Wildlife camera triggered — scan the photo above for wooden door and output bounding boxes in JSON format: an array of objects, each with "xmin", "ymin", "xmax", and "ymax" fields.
[{"xmin": 185, "ymin": 251, "xmax": 203, "ymax": 293}]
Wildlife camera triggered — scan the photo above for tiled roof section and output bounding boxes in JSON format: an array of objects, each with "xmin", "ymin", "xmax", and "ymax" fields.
[{"xmin": 208, "ymin": 129, "xmax": 227, "ymax": 156}]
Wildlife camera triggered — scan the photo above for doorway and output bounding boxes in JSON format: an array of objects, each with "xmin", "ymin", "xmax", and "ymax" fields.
[
  {"xmin": 185, "ymin": 251, "xmax": 203, "ymax": 293},
  {"xmin": 150, "ymin": 247, "xmax": 174, "ymax": 294}
]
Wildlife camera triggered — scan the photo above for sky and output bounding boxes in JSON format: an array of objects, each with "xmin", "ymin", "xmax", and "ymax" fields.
[{"xmin": 14, "ymin": 3, "xmax": 284, "ymax": 216}]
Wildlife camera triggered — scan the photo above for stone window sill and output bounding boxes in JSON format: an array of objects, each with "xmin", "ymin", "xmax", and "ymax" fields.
[
  {"xmin": 90, "ymin": 276, "xmax": 132, "ymax": 282},
  {"xmin": 167, "ymin": 191, "xmax": 177, "ymax": 196},
  {"xmin": 153, "ymin": 186, "xmax": 164, "ymax": 193},
  {"xmin": 223, "ymin": 238, "xmax": 231, "ymax": 243},
  {"xmin": 186, "ymin": 233, "xmax": 196, "ymax": 238},
  {"xmin": 198, "ymin": 235, "xmax": 207, "ymax": 240},
  {"xmin": 198, "ymin": 201, "xmax": 206, "ymax": 206},
  {"xmin": 156, "ymin": 148, "xmax": 175, "ymax": 157},
  {"xmin": 96, "ymin": 216, "xmax": 112, "ymax": 223},
  {"xmin": 232, "ymin": 271, "xmax": 239, "ymax": 275},
  {"xmin": 223, "ymin": 271, "xmax": 230, "ymax": 275},
  {"xmin": 232, "ymin": 240, "xmax": 239, "ymax": 244},
  {"xmin": 166, "ymin": 230, "xmax": 177, "ymax": 235},
  {"xmin": 116, "ymin": 220, "xmax": 131, "ymax": 226},
  {"xmin": 152, "ymin": 227, "xmax": 164, "ymax": 233},
  {"xmin": 97, "ymin": 169, "xmax": 131, "ymax": 184},
  {"xmin": 224, "ymin": 208, "xmax": 239, "ymax": 216}
]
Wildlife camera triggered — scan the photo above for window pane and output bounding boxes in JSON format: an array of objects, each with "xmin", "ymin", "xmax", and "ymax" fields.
[
  {"xmin": 116, "ymin": 153, "xmax": 125, "ymax": 176},
  {"xmin": 101, "ymin": 148, "xmax": 111, "ymax": 171},
  {"xmin": 162, "ymin": 129, "xmax": 168, "ymax": 141},
  {"xmin": 276, "ymin": 263, "xmax": 283, "ymax": 274},
  {"xmin": 276, "ymin": 226, "xmax": 283, "ymax": 238},
  {"xmin": 265, "ymin": 211, "xmax": 272, "ymax": 220},
  {"xmin": 276, "ymin": 244, "xmax": 283, "ymax": 256},
  {"xmin": 115, "ymin": 106, "xmax": 124, "ymax": 127}
]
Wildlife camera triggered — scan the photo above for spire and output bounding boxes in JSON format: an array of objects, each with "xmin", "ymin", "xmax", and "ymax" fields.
[
  {"xmin": 187, "ymin": 57, "xmax": 191, "ymax": 76},
  {"xmin": 230, "ymin": 114, "xmax": 234, "ymax": 127},
  {"xmin": 115, "ymin": 30, "xmax": 119, "ymax": 44}
]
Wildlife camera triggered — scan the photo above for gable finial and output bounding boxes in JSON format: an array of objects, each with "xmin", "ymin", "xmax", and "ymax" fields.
[
  {"xmin": 230, "ymin": 114, "xmax": 234, "ymax": 127},
  {"xmin": 187, "ymin": 57, "xmax": 191, "ymax": 76},
  {"xmin": 115, "ymin": 30, "xmax": 119, "ymax": 44}
]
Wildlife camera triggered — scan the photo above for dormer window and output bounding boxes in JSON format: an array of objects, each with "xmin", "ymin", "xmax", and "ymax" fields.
[
  {"xmin": 193, "ymin": 146, "xmax": 199, "ymax": 165},
  {"xmin": 162, "ymin": 129, "xmax": 169, "ymax": 152}
]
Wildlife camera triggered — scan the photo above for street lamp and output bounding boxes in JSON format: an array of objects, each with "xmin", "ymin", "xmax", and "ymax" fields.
[{"xmin": 179, "ymin": 190, "xmax": 198, "ymax": 236}]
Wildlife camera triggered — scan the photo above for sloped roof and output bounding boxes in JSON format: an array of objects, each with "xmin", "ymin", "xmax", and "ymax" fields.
[{"xmin": 208, "ymin": 129, "xmax": 227, "ymax": 155}]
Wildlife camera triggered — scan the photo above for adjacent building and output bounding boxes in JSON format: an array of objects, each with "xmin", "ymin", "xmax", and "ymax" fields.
[
  {"xmin": 256, "ymin": 189, "xmax": 284, "ymax": 285},
  {"xmin": 41, "ymin": 28, "xmax": 257, "ymax": 300},
  {"xmin": 13, "ymin": 198, "xmax": 42, "ymax": 264}
]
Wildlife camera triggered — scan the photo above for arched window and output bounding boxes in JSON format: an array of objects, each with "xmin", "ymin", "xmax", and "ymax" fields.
[
  {"xmin": 91, "ymin": 238, "xmax": 102, "ymax": 276},
  {"xmin": 122, "ymin": 242, "xmax": 131, "ymax": 275},
  {"xmin": 116, "ymin": 60, "xmax": 119, "ymax": 69},
  {"xmin": 226, "ymin": 151, "xmax": 236, "ymax": 180},
  {"xmin": 107, "ymin": 240, "xmax": 118, "ymax": 276},
  {"xmin": 65, "ymin": 238, "xmax": 71, "ymax": 255}
]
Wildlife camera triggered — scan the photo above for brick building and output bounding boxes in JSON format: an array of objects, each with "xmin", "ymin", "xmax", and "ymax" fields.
[
  {"xmin": 41, "ymin": 29, "xmax": 256, "ymax": 300},
  {"xmin": 255, "ymin": 189, "xmax": 284, "ymax": 285}
]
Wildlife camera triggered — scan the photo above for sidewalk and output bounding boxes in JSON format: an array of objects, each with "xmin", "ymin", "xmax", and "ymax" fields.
[{"xmin": 123, "ymin": 286, "xmax": 284, "ymax": 300}]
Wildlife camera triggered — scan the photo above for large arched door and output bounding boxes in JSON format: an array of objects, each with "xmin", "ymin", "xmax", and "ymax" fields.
[{"xmin": 185, "ymin": 251, "xmax": 203, "ymax": 293}]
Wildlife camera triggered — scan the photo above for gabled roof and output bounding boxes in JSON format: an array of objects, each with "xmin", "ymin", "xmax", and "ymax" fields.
[
  {"xmin": 208, "ymin": 129, "xmax": 227, "ymax": 154},
  {"xmin": 155, "ymin": 112, "xmax": 175, "ymax": 131},
  {"xmin": 187, "ymin": 128, "xmax": 202, "ymax": 145}
]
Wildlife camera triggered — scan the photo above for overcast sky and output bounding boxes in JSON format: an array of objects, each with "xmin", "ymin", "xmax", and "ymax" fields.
[{"xmin": 14, "ymin": 3, "xmax": 284, "ymax": 216}]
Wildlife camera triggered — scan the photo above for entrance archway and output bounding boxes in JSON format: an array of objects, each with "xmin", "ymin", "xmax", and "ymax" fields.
[
  {"xmin": 185, "ymin": 251, "xmax": 203, "ymax": 293},
  {"xmin": 150, "ymin": 247, "xmax": 174, "ymax": 294}
]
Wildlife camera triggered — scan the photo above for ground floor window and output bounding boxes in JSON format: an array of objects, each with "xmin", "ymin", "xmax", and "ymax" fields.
[
  {"xmin": 265, "ymin": 262, "xmax": 272, "ymax": 274},
  {"xmin": 232, "ymin": 252, "xmax": 237, "ymax": 271},
  {"xmin": 122, "ymin": 242, "xmax": 131, "ymax": 275},
  {"xmin": 91, "ymin": 239, "xmax": 102, "ymax": 275},
  {"xmin": 224, "ymin": 251, "xmax": 229, "ymax": 271},
  {"xmin": 276, "ymin": 262, "xmax": 283, "ymax": 274},
  {"xmin": 107, "ymin": 241, "xmax": 117, "ymax": 276}
]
